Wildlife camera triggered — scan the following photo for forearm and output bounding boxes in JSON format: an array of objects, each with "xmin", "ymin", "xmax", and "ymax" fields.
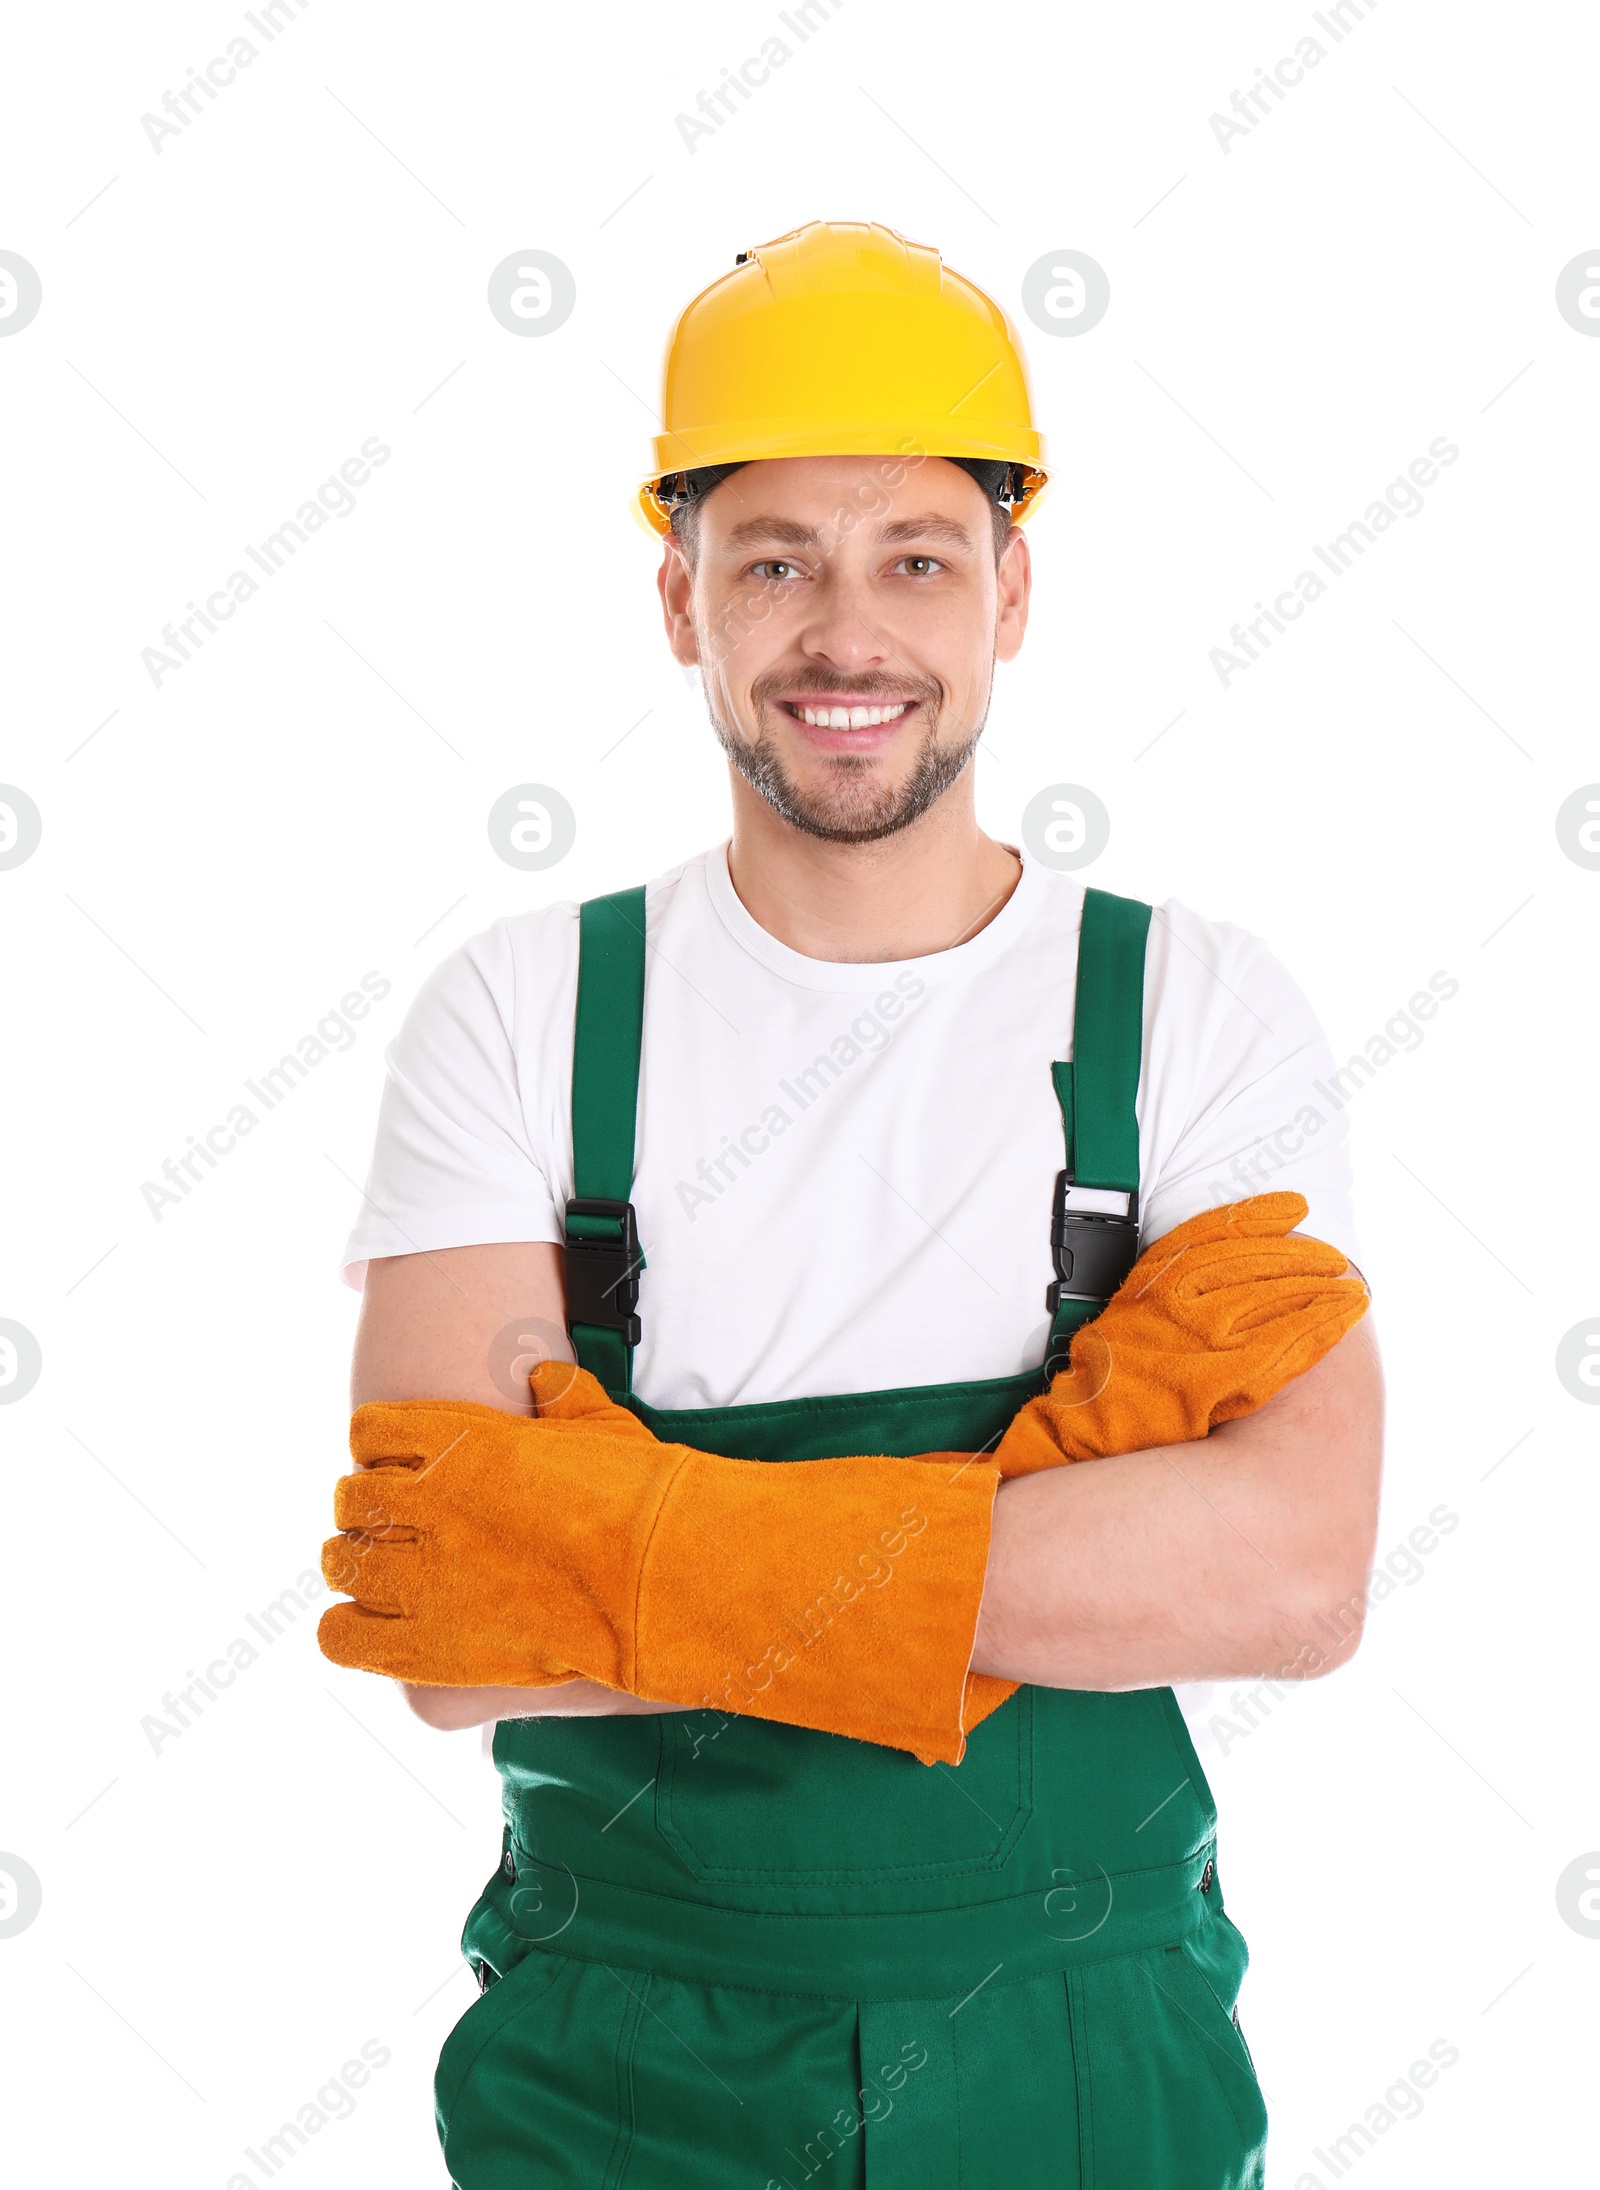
[
  {"xmin": 970, "ymin": 1320, "xmax": 1384, "ymax": 1690},
  {"xmin": 402, "ymin": 1679, "xmax": 687, "ymax": 1730},
  {"xmin": 349, "ymin": 1245, "xmax": 663, "ymax": 1724},
  {"xmin": 335, "ymin": 1221, "xmax": 1378, "ymax": 1751}
]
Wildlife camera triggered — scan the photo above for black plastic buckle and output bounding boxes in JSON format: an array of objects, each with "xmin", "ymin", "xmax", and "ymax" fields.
[
  {"xmin": 1045, "ymin": 1172, "xmax": 1140, "ymax": 1309},
  {"xmin": 563, "ymin": 1197, "xmax": 642, "ymax": 1346}
]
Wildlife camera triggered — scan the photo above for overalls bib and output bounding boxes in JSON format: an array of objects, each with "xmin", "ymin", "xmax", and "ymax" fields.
[{"xmin": 435, "ymin": 887, "xmax": 1269, "ymax": 2189}]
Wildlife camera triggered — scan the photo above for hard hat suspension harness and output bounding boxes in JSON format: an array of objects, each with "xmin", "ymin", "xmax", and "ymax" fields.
[{"xmin": 654, "ymin": 455, "xmax": 1037, "ymax": 520}]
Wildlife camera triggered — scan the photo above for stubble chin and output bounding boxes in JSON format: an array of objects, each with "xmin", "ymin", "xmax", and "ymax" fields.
[{"xmin": 710, "ymin": 705, "xmax": 982, "ymax": 845}]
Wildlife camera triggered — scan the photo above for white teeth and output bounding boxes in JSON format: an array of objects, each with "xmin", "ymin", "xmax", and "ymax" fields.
[{"xmin": 798, "ymin": 702, "xmax": 908, "ymax": 728}]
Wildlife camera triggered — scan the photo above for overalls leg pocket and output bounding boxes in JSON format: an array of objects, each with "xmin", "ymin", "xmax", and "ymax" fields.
[
  {"xmin": 1073, "ymin": 1915, "xmax": 1268, "ymax": 2190},
  {"xmin": 435, "ymin": 1949, "xmax": 645, "ymax": 2190}
]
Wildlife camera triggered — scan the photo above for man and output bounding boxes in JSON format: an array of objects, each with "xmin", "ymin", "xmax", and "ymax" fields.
[{"xmin": 322, "ymin": 221, "xmax": 1382, "ymax": 2188}]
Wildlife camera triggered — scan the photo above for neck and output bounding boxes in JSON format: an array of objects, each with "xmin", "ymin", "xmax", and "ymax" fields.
[{"xmin": 724, "ymin": 776, "xmax": 1023, "ymax": 963}]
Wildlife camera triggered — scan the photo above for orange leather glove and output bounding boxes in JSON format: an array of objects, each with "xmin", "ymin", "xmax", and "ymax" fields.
[
  {"xmin": 957, "ymin": 1192, "xmax": 1371, "ymax": 1734},
  {"xmin": 994, "ymin": 1191, "xmax": 1369, "ymax": 1477},
  {"xmin": 318, "ymin": 1369, "xmax": 997, "ymax": 1766}
]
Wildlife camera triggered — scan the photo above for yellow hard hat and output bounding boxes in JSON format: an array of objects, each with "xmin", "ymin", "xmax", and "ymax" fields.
[{"xmin": 635, "ymin": 219, "xmax": 1048, "ymax": 536}]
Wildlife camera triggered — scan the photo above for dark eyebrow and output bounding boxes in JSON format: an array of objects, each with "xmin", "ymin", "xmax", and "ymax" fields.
[
  {"xmin": 877, "ymin": 517, "xmax": 975, "ymax": 548},
  {"xmin": 719, "ymin": 514, "xmax": 977, "ymax": 552}
]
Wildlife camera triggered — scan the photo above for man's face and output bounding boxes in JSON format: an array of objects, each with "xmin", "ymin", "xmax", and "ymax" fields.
[{"xmin": 657, "ymin": 454, "xmax": 1031, "ymax": 844}]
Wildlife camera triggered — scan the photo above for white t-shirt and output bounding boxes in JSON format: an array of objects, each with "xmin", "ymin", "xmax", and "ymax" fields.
[{"xmin": 341, "ymin": 842, "xmax": 1364, "ymax": 1408}]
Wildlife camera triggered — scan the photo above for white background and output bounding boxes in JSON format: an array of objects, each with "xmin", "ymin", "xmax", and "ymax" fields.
[{"xmin": 1, "ymin": 1, "xmax": 1595, "ymax": 2183}]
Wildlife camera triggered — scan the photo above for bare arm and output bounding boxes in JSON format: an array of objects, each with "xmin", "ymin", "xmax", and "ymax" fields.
[
  {"xmin": 346, "ymin": 1244, "xmax": 1383, "ymax": 1722},
  {"xmin": 971, "ymin": 1313, "xmax": 1385, "ymax": 1688},
  {"xmin": 349, "ymin": 1239, "xmax": 679, "ymax": 1730}
]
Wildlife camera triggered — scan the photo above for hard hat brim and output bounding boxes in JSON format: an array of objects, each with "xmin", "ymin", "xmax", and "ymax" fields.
[{"xmin": 637, "ymin": 445, "xmax": 1049, "ymax": 538}]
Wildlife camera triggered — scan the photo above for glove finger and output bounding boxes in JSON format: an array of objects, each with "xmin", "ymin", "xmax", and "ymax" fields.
[
  {"xmin": 1127, "ymin": 1193, "xmax": 1311, "ymax": 1283},
  {"xmin": 1045, "ymin": 1326, "xmax": 1117, "ymax": 1411},
  {"xmin": 332, "ymin": 1465, "xmax": 427, "ymax": 1532},
  {"xmin": 317, "ymin": 1601, "xmax": 457, "ymax": 1682},
  {"xmin": 320, "ymin": 1533, "xmax": 423, "ymax": 1616},
  {"xmin": 1167, "ymin": 1264, "xmax": 1360, "ymax": 1332},
  {"xmin": 1219, "ymin": 1272, "xmax": 1370, "ymax": 1336},
  {"xmin": 348, "ymin": 1401, "xmax": 478, "ymax": 1470},
  {"xmin": 529, "ymin": 1360, "xmax": 659, "ymax": 1441},
  {"xmin": 994, "ymin": 1412, "xmax": 1088, "ymax": 1475},
  {"xmin": 317, "ymin": 1600, "xmax": 576, "ymax": 1688},
  {"xmin": 1204, "ymin": 1191, "xmax": 1314, "ymax": 1237},
  {"xmin": 500, "ymin": 1664, "xmax": 588, "ymax": 1691},
  {"xmin": 1210, "ymin": 1287, "xmax": 1372, "ymax": 1422},
  {"xmin": 1122, "ymin": 1213, "xmax": 1284, "ymax": 1302},
  {"xmin": 1164, "ymin": 1235, "xmax": 1352, "ymax": 1299}
]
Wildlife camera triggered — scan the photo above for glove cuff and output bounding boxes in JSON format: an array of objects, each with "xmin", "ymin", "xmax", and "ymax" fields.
[{"xmin": 634, "ymin": 1450, "xmax": 1002, "ymax": 1766}]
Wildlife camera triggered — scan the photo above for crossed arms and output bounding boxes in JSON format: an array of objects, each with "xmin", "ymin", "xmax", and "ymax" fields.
[{"xmin": 346, "ymin": 1236, "xmax": 1383, "ymax": 1734}]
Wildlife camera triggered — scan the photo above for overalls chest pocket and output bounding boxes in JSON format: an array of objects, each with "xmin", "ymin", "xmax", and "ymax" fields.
[{"xmin": 653, "ymin": 1687, "xmax": 1036, "ymax": 1885}]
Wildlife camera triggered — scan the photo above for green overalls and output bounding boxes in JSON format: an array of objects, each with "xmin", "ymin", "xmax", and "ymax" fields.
[{"xmin": 434, "ymin": 887, "xmax": 1268, "ymax": 2188}]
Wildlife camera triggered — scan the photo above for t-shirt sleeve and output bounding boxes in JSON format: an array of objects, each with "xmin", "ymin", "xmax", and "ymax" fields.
[
  {"xmin": 338, "ymin": 917, "xmax": 569, "ymax": 1289},
  {"xmin": 1135, "ymin": 901, "xmax": 1367, "ymax": 1280}
]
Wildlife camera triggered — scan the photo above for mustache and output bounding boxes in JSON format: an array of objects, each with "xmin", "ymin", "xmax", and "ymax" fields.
[{"xmin": 750, "ymin": 674, "xmax": 942, "ymax": 707}]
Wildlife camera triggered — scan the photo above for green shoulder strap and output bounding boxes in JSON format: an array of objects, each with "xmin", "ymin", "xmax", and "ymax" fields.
[
  {"xmin": 1045, "ymin": 886, "xmax": 1153, "ymax": 1374},
  {"xmin": 565, "ymin": 880, "xmax": 1152, "ymax": 1394},
  {"xmin": 567, "ymin": 887, "xmax": 648, "ymax": 1394}
]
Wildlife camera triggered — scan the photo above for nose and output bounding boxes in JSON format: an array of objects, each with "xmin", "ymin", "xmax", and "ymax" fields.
[{"xmin": 793, "ymin": 563, "xmax": 900, "ymax": 679}]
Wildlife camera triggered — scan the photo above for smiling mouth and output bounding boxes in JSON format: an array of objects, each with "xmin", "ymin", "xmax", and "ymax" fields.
[{"xmin": 779, "ymin": 700, "xmax": 915, "ymax": 729}]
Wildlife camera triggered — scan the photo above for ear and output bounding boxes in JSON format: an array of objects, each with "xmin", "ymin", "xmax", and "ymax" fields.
[
  {"xmin": 657, "ymin": 536, "xmax": 701, "ymax": 667},
  {"xmin": 993, "ymin": 525, "xmax": 1032, "ymax": 664}
]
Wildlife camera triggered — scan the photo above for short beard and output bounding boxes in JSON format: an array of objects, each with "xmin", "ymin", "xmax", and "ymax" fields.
[{"xmin": 711, "ymin": 700, "xmax": 985, "ymax": 844}]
